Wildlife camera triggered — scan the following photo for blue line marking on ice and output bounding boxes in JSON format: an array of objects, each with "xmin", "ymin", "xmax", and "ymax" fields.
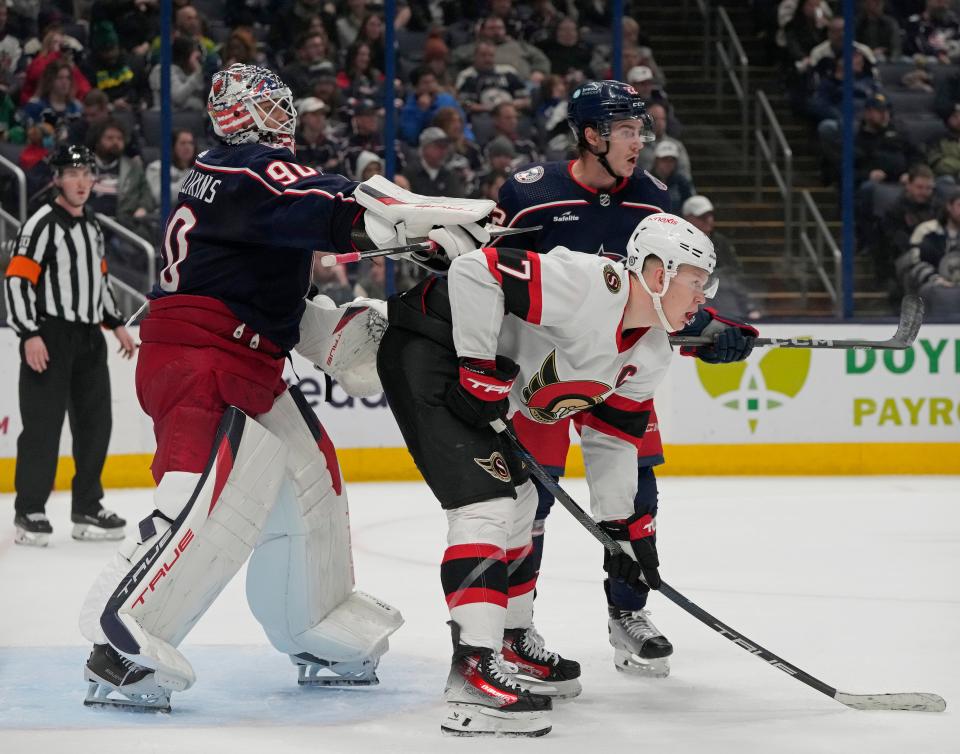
[{"xmin": 0, "ymin": 645, "xmax": 440, "ymax": 729}]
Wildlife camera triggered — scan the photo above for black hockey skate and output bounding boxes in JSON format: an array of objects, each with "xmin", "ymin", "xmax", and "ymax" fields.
[
  {"xmin": 14, "ymin": 512, "xmax": 52, "ymax": 547},
  {"xmin": 84, "ymin": 643, "xmax": 171, "ymax": 711},
  {"xmin": 608, "ymin": 606, "xmax": 673, "ymax": 678},
  {"xmin": 442, "ymin": 622, "xmax": 552, "ymax": 737},
  {"xmin": 71, "ymin": 507, "xmax": 126, "ymax": 541},
  {"xmin": 502, "ymin": 625, "xmax": 582, "ymax": 700}
]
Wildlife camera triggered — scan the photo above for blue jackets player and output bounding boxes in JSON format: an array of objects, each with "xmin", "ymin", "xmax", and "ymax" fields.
[{"xmin": 494, "ymin": 80, "xmax": 759, "ymax": 679}]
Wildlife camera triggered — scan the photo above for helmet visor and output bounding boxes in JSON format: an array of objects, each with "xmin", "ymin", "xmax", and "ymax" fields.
[
  {"xmin": 597, "ymin": 112, "xmax": 655, "ymax": 143},
  {"xmin": 672, "ymin": 267, "xmax": 720, "ymax": 299}
]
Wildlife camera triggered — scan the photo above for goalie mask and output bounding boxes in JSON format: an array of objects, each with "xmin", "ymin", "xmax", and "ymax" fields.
[
  {"xmin": 625, "ymin": 213, "xmax": 719, "ymax": 331},
  {"xmin": 207, "ymin": 64, "xmax": 297, "ymax": 152}
]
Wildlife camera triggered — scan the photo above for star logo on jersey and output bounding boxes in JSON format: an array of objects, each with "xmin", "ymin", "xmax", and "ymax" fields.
[
  {"xmin": 521, "ymin": 351, "xmax": 611, "ymax": 423},
  {"xmin": 602, "ymin": 264, "xmax": 621, "ymax": 293},
  {"xmin": 696, "ymin": 348, "xmax": 812, "ymax": 434},
  {"xmin": 474, "ymin": 451, "xmax": 512, "ymax": 482}
]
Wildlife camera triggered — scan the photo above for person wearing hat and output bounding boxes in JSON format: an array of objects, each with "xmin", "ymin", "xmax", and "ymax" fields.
[
  {"xmin": 354, "ymin": 149, "xmax": 383, "ymax": 180},
  {"xmin": 403, "ymin": 125, "xmax": 465, "ymax": 197},
  {"xmin": 926, "ymin": 101, "xmax": 960, "ymax": 182},
  {"xmin": 295, "ymin": 96, "xmax": 342, "ymax": 173},
  {"xmin": 343, "ymin": 96, "xmax": 405, "ymax": 178},
  {"xmin": 650, "ymin": 139, "xmax": 694, "ymax": 209},
  {"xmin": 3, "ymin": 144, "xmax": 136, "ymax": 547},
  {"xmin": 80, "ymin": 20, "xmax": 149, "ymax": 110},
  {"xmin": 627, "ymin": 64, "xmax": 670, "ymax": 111}
]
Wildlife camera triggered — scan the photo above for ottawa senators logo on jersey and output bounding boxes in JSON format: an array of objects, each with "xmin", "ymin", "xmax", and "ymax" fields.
[
  {"xmin": 474, "ymin": 451, "xmax": 512, "ymax": 482},
  {"xmin": 521, "ymin": 351, "xmax": 611, "ymax": 423},
  {"xmin": 602, "ymin": 264, "xmax": 621, "ymax": 293}
]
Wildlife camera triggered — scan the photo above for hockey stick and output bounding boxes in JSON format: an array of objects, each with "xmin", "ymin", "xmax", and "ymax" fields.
[
  {"xmin": 324, "ymin": 224, "xmax": 546, "ymax": 267},
  {"xmin": 490, "ymin": 418, "xmax": 946, "ymax": 713},
  {"xmin": 669, "ymin": 295, "xmax": 924, "ymax": 351}
]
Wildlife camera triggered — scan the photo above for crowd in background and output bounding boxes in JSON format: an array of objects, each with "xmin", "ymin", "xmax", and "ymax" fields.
[{"xmin": 756, "ymin": 0, "xmax": 960, "ymax": 313}]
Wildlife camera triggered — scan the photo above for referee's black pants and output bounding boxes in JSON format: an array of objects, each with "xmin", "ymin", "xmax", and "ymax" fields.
[{"xmin": 14, "ymin": 318, "xmax": 111, "ymax": 517}]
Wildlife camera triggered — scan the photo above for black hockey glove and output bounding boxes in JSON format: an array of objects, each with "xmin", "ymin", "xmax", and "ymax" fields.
[
  {"xmin": 446, "ymin": 356, "xmax": 519, "ymax": 429},
  {"xmin": 677, "ymin": 307, "xmax": 759, "ymax": 364},
  {"xmin": 599, "ymin": 513, "xmax": 661, "ymax": 590}
]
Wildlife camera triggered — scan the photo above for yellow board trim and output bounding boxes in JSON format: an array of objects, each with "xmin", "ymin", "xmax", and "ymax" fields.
[{"xmin": 1, "ymin": 443, "xmax": 958, "ymax": 492}]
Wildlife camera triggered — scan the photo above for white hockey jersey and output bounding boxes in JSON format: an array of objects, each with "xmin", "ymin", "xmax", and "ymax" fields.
[{"xmin": 448, "ymin": 246, "xmax": 673, "ymax": 521}]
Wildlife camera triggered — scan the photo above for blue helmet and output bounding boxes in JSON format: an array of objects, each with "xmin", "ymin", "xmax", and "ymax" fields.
[{"xmin": 567, "ymin": 80, "xmax": 654, "ymax": 145}]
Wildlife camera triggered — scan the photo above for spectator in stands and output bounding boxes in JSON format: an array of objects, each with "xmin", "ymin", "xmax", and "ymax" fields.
[
  {"xmin": 682, "ymin": 194, "xmax": 759, "ymax": 320},
  {"xmin": 810, "ymin": 51, "xmax": 880, "ymax": 145},
  {"xmin": 535, "ymin": 16, "xmax": 592, "ymax": 78},
  {"xmin": 489, "ymin": 0, "xmax": 528, "ymax": 41},
  {"xmin": 877, "ymin": 163, "xmax": 938, "ymax": 296},
  {"xmin": 342, "ymin": 97, "xmax": 404, "ymax": 177},
  {"xmin": 82, "ymin": 21, "xmax": 148, "ymax": 111},
  {"xmin": 481, "ymin": 135, "xmax": 518, "ymax": 175},
  {"xmin": 650, "ymin": 140, "xmax": 694, "ymax": 209},
  {"xmin": 477, "ymin": 168, "xmax": 508, "ymax": 202},
  {"xmin": 0, "ymin": 3, "xmax": 22, "ymax": 94},
  {"xmin": 926, "ymin": 106, "xmax": 960, "ymax": 181},
  {"xmin": 155, "ymin": 3, "xmax": 219, "ymax": 73},
  {"xmin": 456, "ymin": 40, "xmax": 530, "ymax": 115},
  {"xmin": 636, "ymin": 45, "xmax": 667, "ymax": 87},
  {"xmin": 421, "ymin": 33, "xmax": 456, "ymax": 91},
  {"xmin": 354, "ymin": 149, "xmax": 383, "ymax": 180},
  {"xmin": 487, "ymin": 100, "xmax": 539, "ymax": 164},
  {"xmin": 95, "ymin": 0, "xmax": 158, "ymax": 59},
  {"xmin": 355, "ymin": 13, "xmax": 386, "ymax": 72},
  {"xmin": 453, "ymin": 16, "xmax": 550, "ymax": 82},
  {"xmin": 281, "ymin": 31, "xmax": 337, "ymax": 100},
  {"xmin": 903, "ymin": 0, "xmax": 960, "ymax": 63},
  {"xmin": 900, "ymin": 190, "xmax": 960, "ymax": 318},
  {"xmin": 854, "ymin": 94, "xmax": 921, "ymax": 185},
  {"xmin": 20, "ymin": 59, "xmax": 83, "ymax": 138},
  {"xmin": 536, "ymin": 74, "xmax": 574, "ymax": 161},
  {"xmin": 311, "ymin": 252, "xmax": 354, "ymax": 305},
  {"xmin": 636, "ymin": 102, "xmax": 691, "ymax": 180},
  {"xmin": 19, "ymin": 122, "xmax": 54, "ymax": 170},
  {"xmin": 270, "ymin": 0, "xmax": 334, "ymax": 62},
  {"xmin": 400, "ymin": 68, "xmax": 466, "ymax": 145},
  {"xmin": 521, "ymin": 0, "xmax": 562, "ymax": 46},
  {"xmin": 782, "ymin": 0, "xmax": 830, "ymax": 70},
  {"xmin": 149, "ymin": 37, "xmax": 205, "ymax": 111},
  {"xmin": 145, "ymin": 128, "xmax": 197, "ymax": 206},
  {"xmin": 21, "ymin": 25, "xmax": 91, "ymax": 106},
  {"xmin": 336, "ymin": 0, "xmax": 369, "ymax": 50},
  {"xmin": 295, "ymin": 96, "xmax": 342, "ymax": 173},
  {"xmin": 809, "ymin": 17, "xmax": 878, "ymax": 79},
  {"xmin": 313, "ymin": 71, "xmax": 343, "ymax": 115},
  {"xmin": 626, "ymin": 65, "xmax": 669, "ymax": 112},
  {"xmin": 220, "ymin": 27, "xmax": 264, "ymax": 68},
  {"xmin": 905, "ymin": 186, "xmax": 960, "ymax": 278},
  {"xmin": 353, "ymin": 256, "xmax": 386, "ymax": 299},
  {"xmin": 88, "ymin": 119, "xmax": 156, "ymax": 240},
  {"xmin": 433, "ymin": 105, "xmax": 483, "ymax": 196},
  {"xmin": 337, "ymin": 41, "xmax": 382, "ymax": 100},
  {"xmin": 67, "ymin": 89, "xmax": 109, "ymax": 154},
  {"xmin": 856, "ymin": 0, "xmax": 903, "ymax": 62},
  {"xmin": 403, "ymin": 125, "xmax": 465, "ymax": 197}
]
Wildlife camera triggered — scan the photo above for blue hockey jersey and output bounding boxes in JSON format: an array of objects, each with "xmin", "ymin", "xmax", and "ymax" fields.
[
  {"xmin": 153, "ymin": 142, "xmax": 362, "ymax": 350},
  {"xmin": 494, "ymin": 160, "xmax": 671, "ymax": 258}
]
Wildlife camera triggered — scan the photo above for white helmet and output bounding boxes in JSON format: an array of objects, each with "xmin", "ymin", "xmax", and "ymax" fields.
[
  {"xmin": 625, "ymin": 213, "xmax": 719, "ymax": 330},
  {"xmin": 207, "ymin": 64, "xmax": 297, "ymax": 151}
]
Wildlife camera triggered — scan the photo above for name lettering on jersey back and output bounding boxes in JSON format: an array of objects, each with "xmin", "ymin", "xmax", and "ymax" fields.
[{"xmin": 180, "ymin": 169, "xmax": 222, "ymax": 204}]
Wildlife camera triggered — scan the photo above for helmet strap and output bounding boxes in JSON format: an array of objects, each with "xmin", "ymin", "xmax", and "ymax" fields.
[
  {"xmin": 635, "ymin": 269, "xmax": 675, "ymax": 332},
  {"xmin": 585, "ymin": 136, "xmax": 621, "ymax": 182}
]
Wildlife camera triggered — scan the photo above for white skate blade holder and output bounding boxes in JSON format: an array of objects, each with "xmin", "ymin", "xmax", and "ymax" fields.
[
  {"xmin": 613, "ymin": 648, "xmax": 670, "ymax": 679},
  {"xmin": 441, "ymin": 704, "xmax": 551, "ymax": 738},
  {"xmin": 14, "ymin": 528, "xmax": 49, "ymax": 547},
  {"xmin": 83, "ymin": 675, "xmax": 172, "ymax": 713},
  {"xmin": 511, "ymin": 674, "xmax": 581, "ymax": 701}
]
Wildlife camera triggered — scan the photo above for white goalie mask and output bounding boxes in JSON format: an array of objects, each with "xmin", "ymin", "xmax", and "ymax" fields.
[
  {"xmin": 207, "ymin": 64, "xmax": 297, "ymax": 151},
  {"xmin": 625, "ymin": 213, "xmax": 719, "ymax": 331}
]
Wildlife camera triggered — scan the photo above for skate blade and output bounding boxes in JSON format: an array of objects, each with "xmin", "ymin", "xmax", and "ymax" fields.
[
  {"xmin": 614, "ymin": 651, "xmax": 670, "ymax": 679},
  {"xmin": 72, "ymin": 524, "xmax": 125, "ymax": 541},
  {"xmin": 514, "ymin": 675, "xmax": 582, "ymax": 701},
  {"xmin": 297, "ymin": 664, "xmax": 379, "ymax": 687},
  {"xmin": 14, "ymin": 529, "xmax": 50, "ymax": 547},
  {"xmin": 83, "ymin": 681, "xmax": 171, "ymax": 712},
  {"xmin": 441, "ymin": 703, "xmax": 551, "ymax": 737}
]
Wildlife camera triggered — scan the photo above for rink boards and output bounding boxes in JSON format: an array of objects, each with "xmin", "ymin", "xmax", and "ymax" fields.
[{"xmin": 0, "ymin": 323, "xmax": 957, "ymax": 490}]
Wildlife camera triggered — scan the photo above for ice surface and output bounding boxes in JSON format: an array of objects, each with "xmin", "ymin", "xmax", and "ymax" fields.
[{"xmin": 1, "ymin": 476, "xmax": 957, "ymax": 753}]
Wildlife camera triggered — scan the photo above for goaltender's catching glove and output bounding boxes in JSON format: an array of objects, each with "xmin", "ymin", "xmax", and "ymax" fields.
[
  {"xmin": 599, "ymin": 513, "xmax": 661, "ymax": 590},
  {"xmin": 677, "ymin": 306, "xmax": 759, "ymax": 363},
  {"xmin": 446, "ymin": 356, "xmax": 519, "ymax": 428}
]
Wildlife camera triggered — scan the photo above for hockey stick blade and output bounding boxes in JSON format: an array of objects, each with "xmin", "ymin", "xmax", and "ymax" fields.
[
  {"xmin": 833, "ymin": 692, "xmax": 946, "ymax": 712},
  {"xmin": 669, "ymin": 295, "xmax": 925, "ymax": 351},
  {"xmin": 491, "ymin": 419, "xmax": 946, "ymax": 713}
]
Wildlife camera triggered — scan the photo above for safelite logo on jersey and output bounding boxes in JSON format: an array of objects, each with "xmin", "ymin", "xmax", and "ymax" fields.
[{"xmin": 695, "ymin": 349, "xmax": 812, "ymax": 433}]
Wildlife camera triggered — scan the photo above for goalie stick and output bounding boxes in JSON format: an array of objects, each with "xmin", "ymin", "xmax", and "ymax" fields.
[
  {"xmin": 669, "ymin": 295, "xmax": 924, "ymax": 351},
  {"xmin": 490, "ymin": 418, "xmax": 946, "ymax": 713}
]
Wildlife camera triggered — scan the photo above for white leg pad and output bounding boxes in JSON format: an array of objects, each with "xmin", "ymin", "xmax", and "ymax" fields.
[
  {"xmin": 246, "ymin": 388, "xmax": 403, "ymax": 667},
  {"xmin": 94, "ymin": 408, "xmax": 288, "ymax": 691}
]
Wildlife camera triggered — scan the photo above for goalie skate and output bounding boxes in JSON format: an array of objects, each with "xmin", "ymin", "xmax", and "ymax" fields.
[
  {"xmin": 83, "ymin": 643, "xmax": 171, "ymax": 712},
  {"xmin": 71, "ymin": 508, "xmax": 126, "ymax": 541},
  {"xmin": 292, "ymin": 653, "xmax": 380, "ymax": 686},
  {"xmin": 14, "ymin": 512, "xmax": 51, "ymax": 547},
  {"xmin": 609, "ymin": 607, "xmax": 673, "ymax": 679},
  {"xmin": 502, "ymin": 625, "xmax": 582, "ymax": 700}
]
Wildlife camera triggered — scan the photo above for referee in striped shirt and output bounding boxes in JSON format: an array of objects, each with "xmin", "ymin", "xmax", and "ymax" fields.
[{"xmin": 3, "ymin": 144, "xmax": 137, "ymax": 547}]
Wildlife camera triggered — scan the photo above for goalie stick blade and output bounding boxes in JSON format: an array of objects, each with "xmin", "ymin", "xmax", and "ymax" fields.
[{"xmin": 834, "ymin": 691, "xmax": 946, "ymax": 712}]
